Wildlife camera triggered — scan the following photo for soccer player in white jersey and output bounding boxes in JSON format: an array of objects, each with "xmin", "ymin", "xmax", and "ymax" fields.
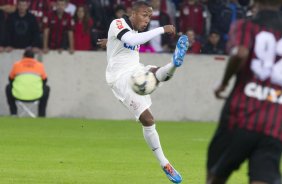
[{"xmin": 105, "ymin": 1, "xmax": 189, "ymax": 183}]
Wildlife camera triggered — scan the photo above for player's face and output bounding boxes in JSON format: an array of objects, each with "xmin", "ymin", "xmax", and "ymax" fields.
[
  {"xmin": 77, "ymin": 6, "xmax": 85, "ymax": 19},
  {"xmin": 209, "ymin": 33, "xmax": 220, "ymax": 45},
  {"xmin": 132, "ymin": 5, "xmax": 152, "ymax": 31},
  {"xmin": 17, "ymin": 1, "xmax": 29, "ymax": 14},
  {"xmin": 56, "ymin": 1, "xmax": 66, "ymax": 14},
  {"xmin": 186, "ymin": 30, "xmax": 195, "ymax": 43}
]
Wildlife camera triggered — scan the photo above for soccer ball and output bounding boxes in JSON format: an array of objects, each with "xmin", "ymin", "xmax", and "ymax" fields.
[{"xmin": 130, "ymin": 70, "xmax": 158, "ymax": 95}]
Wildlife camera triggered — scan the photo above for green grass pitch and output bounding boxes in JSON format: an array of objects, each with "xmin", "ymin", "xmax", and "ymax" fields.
[{"xmin": 0, "ymin": 117, "xmax": 252, "ymax": 183}]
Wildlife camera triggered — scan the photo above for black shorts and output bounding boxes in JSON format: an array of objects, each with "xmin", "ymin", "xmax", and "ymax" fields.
[{"xmin": 207, "ymin": 127, "xmax": 282, "ymax": 183}]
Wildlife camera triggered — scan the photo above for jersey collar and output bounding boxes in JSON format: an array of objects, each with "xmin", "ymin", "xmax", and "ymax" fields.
[{"xmin": 122, "ymin": 15, "xmax": 134, "ymax": 30}]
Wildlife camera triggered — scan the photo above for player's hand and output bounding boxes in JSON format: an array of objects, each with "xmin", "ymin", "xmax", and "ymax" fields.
[
  {"xmin": 214, "ymin": 83, "xmax": 227, "ymax": 99},
  {"xmin": 163, "ymin": 25, "xmax": 176, "ymax": 35},
  {"xmin": 97, "ymin": 38, "xmax": 107, "ymax": 49}
]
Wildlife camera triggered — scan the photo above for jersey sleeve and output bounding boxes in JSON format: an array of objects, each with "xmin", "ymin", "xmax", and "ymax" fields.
[
  {"xmin": 110, "ymin": 19, "xmax": 130, "ymax": 40},
  {"xmin": 9, "ymin": 62, "xmax": 19, "ymax": 80},
  {"xmin": 39, "ymin": 63, "xmax": 47, "ymax": 80},
  {"xmin": 227, "ymin": 19, "xmax": 253, "ymax": 54}
]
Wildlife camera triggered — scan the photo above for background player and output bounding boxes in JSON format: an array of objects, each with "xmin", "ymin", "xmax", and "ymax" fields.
[
  {"xmin": 105, "ymin": 1, "xmax": 189, "ymax": 183},
  {"xmin": 207, "ymin": 0, "xmax": 282, "ymax": 183}
]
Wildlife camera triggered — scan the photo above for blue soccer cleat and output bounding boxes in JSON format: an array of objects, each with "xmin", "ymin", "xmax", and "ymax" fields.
[
  {"xmin": 162, "ymin": 163, "xmax": 182, "ymax": 183},
  {"xmin": 172, "ymin": 35, "xmax": 189, "ymax": 67}
]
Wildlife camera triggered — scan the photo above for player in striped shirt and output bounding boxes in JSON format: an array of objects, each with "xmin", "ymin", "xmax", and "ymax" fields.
[{"xmin": 207, "ymin": 0, "xmax": 282, "ymax": 183}]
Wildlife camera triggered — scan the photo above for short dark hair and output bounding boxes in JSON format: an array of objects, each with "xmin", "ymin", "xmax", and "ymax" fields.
[
  {"xmin": 209, "ymin": 29, "xmax": 220, "ymax": 35},
  {"xmin": 254, "ymin": 0, "xmax": 282, "ymax": 6},
  {"xmin": 115, "ymin": 5, "xmax": 126, "ymax": 13},
  {"xmin": 132, "ymin": 1, "xmax": 151, "ymax": 11},
  {"xmin": 23, "ymin": 48, "xmax": 34, "ymax": 58}
]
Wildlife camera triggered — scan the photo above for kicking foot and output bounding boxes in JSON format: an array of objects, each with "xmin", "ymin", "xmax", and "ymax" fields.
[
  {"xmin": 172, "ymin": 35, "xmax": 189, "ymax": 67},
  {"xmin": 162, "ymin": 163, "xmax": 182, "ymax": 183}
]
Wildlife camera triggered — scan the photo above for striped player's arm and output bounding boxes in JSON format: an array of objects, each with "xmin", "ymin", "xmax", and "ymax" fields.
[{"xmin": 215, "ymin": 20, "xmax": 250, "ymax": 99}]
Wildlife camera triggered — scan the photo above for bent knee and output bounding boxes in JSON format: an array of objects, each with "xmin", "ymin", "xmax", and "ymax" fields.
[{"xmin": 139, "ymin": 110, "xmax": 155, "ymax": 126}]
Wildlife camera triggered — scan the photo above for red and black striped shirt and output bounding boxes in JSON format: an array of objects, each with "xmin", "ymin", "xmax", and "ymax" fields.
[
  {"xmin": 0, "ymin": 0, "xmax": 16, "ymax": 5},
  {"xmin": 222, "ymin": 10, "xmax": 282, "ymax": 141},
  {"xmin": 43, "ymin": 11, "xmax": 74, "ymax": 49},
  {"xmin": 28, "ymin": 0, "xmax": 51, "ymax": 20}
]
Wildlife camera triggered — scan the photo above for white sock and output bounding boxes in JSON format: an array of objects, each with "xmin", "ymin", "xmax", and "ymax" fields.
[
  {"xmin": 155, "ymin": 62, "xmax": 176, "ymax": 82},
  {"xmin": 143, "ymin": 124, "xmax": 169, "ymax": 167}
]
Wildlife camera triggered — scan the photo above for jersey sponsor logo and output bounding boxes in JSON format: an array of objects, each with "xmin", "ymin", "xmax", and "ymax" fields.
[
  {"xmin": 244, "ymin": 82, "xmax": 282, "ymax": 104},
  {"xmin": 123, "ymin": 43, "xmax": 140, "ymax": 51},
  {"xmin": 116, "ymin": 20, "xmax": 124, "ymax": 29}
]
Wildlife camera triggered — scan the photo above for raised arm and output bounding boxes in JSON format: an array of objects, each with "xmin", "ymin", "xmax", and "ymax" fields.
[{"xmin": 120, "ymin": 25, "xmax": 175, "ymax": 46}]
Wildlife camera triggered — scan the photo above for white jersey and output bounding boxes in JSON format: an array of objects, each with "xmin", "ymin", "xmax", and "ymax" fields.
[{"xmin": 106, "ymin": 16, "xmax": 141, "ymax": 84}]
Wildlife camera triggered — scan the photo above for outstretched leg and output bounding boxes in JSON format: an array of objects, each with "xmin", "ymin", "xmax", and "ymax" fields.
[
  {"xmin": 153, "ymin": 35, "xmax": 189, "ymax": 82},
  {"xmin": 139, "ymin": 109, "xmax": 182, "ymax": 183}
]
